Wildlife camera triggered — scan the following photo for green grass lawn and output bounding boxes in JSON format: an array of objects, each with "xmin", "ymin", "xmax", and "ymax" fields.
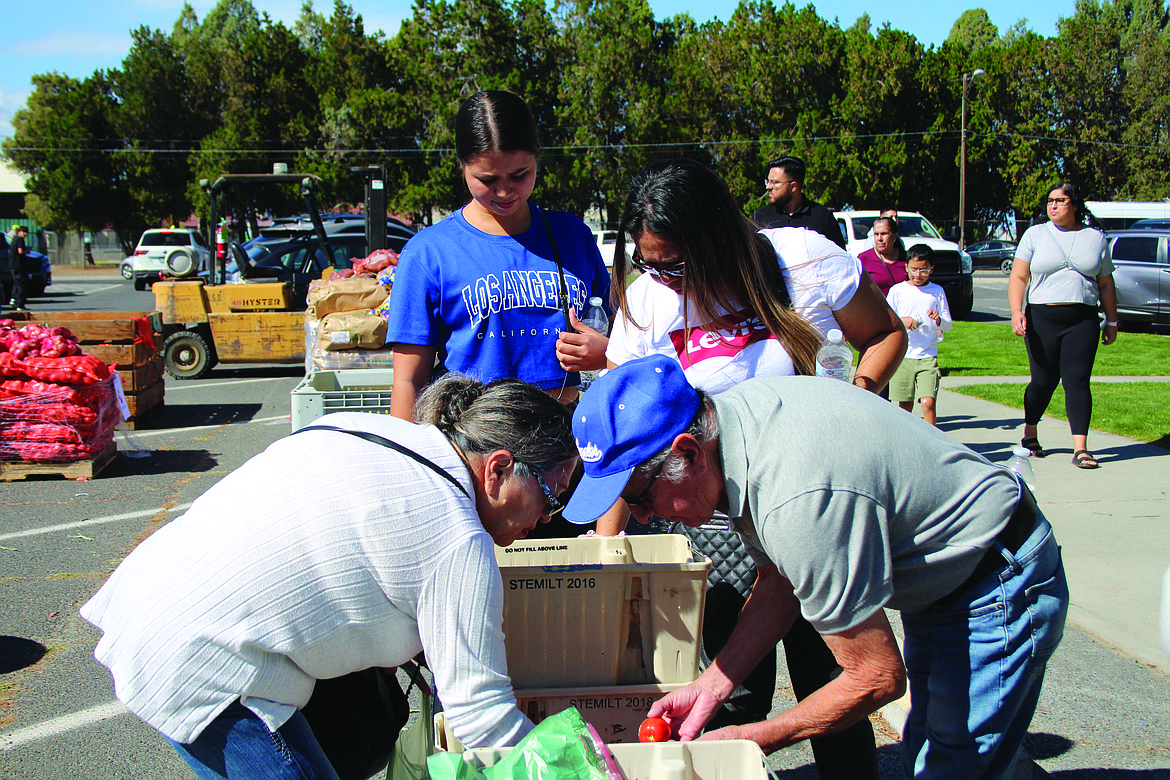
[
  {"xmin": 940, "ymin": 321, "xmax": 1169, "ymax": 376},
  {"xmin": 937, "ymin": 321, "xmax": 1170, "ymax": 447}
]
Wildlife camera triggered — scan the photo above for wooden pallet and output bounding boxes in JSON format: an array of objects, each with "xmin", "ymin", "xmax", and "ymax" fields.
[{"xmin": 0, "ymin": 443, "xmax": 117, "ymax": 482}]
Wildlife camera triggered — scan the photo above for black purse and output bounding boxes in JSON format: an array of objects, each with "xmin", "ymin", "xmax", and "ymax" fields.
[{"xmin": 300, "ymin": 667, "xmax": 409, "ymax": 780}]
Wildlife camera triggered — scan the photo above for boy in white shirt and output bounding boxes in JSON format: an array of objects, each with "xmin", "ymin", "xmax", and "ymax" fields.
[{"xmin": 886, "ymin": 245, "xmax": 952, "ymax": 425}]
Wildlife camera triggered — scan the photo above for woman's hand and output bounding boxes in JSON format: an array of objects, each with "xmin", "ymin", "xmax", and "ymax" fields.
[
  {"xmin": 901, "ymin": 316, "xmax": 919, "ymax": 331},
  {"xmin": 556, "ymin": 308, "xmax": 609, "ymax": 372},
  {"xmin": 1007, "ymin": 257, "xmax": 1029, "ymax": 337},
  {"xmin": 1098, "ymin": 274, "xmax": 1119, "ymax": 347}
]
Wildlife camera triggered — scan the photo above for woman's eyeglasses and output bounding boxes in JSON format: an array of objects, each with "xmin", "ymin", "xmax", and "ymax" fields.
[
  {"xmin": 529, "ymin": 469, "xmax": 564, "ymax": 517},
  {"xmin": 1047, "ymin": 197, "xmax": 1071, "ymax": 205},
  {"xmin": 631, "ymin": 249, "xmax": 686, "ymax": 281}
]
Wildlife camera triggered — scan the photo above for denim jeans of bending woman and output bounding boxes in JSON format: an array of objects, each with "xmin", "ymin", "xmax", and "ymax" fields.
[
  {"xmin": 900, "ymin": 514, "xmax": 1068, "ymax": 780},
  {"xmin": 167, "ymin": 701, "xmax": 340, "ymax": 780}
]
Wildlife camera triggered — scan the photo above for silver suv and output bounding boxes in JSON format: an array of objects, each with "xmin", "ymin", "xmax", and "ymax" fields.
[
  {"xmin": 1105, "ymin": 229, "xmax": 1170, "ymax": 325},
  {"xmin": 130, "ymin": 228, "xmax": 212, "ymax": 290}
]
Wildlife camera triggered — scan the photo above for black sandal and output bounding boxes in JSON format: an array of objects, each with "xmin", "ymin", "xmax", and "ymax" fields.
[
  {"xmin": 1021, "ymin": 437, "xmax": 1047, "ymax": 458},
  {"xmin": 1072, "ymin": 450, "xmax": 1099, "ymax": 469}
]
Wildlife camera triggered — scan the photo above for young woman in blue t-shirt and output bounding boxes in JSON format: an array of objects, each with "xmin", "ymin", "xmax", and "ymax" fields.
[{"xmin": 387, "ymin": 90, "xmax": 611, "ymax": 419}]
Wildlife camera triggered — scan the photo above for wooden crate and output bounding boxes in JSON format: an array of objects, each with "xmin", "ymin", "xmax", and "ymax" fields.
[
  {"xmin": 86, "ymin": 341, "xmax": 157, "ymax": 369},
  {"xmin": 2, "ymin": 311, "xmax": 168, "ymax": 431},
  {"xmin": 117, "ymin": 356, "xmax": 164, "ymax": 393},
  {"xmin": 4, "ymin": 311, "xmax": 163, "ymax": 343},
  {"xmin": 121, "ymin": 380, "xmax": 165, "ymax": 430},
  {"xmin": 0, "ymin": 443, "xmax": 117, "ymax": 482}
]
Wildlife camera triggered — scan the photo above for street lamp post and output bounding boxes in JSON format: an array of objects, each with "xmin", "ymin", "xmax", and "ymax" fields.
[{"xmin": 959, "ymin": 68, "xmax": 985, "ymax": 250}]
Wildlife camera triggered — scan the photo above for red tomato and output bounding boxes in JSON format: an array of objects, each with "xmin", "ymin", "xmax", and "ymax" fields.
[{"xmin": 638, "ymin": 716, "xmax": 671, "ymax": 742}]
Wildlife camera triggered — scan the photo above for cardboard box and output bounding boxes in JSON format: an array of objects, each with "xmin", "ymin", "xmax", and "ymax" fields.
[
  {"xmin": 435, "ymin": 682, "xmax": 689, "ymax": 751},
  {"xmin": 496, "ymin": 535, "xmax": 709, "ymax": 688}
]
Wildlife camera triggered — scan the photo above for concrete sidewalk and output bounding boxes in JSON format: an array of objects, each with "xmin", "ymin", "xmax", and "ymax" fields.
[
  {"xmin": 932, "ymin": 381, "xmax": 1170, "ymax": 777},
  {"xmin": 937, "ymin": 376, "xmax": 1170, "ymax": 677}
]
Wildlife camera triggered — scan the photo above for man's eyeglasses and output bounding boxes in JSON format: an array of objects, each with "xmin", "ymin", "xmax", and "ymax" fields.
[
  {"xmin": 631, "ymin": 249, "xmax": 686, "ymax": 281},
  {"xmin": 765, "ymin": 178, "xmax": 793, "ymax": 188},
  {"xmin": 529, "ymin": 469, "xmax": 564, "ymax": 517},
  {"xmin": 1047, "ymin": 197, "xmax": 1070, "ymax": 205},
  {"xmin": 624, "ymin": 459, "xmax": 666, "ymax": 509}
]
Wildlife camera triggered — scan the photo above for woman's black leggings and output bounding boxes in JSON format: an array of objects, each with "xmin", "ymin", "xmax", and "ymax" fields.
[{"xmin": 1024, "ymin": 303, "xmax": 1100, "ymax": 436}]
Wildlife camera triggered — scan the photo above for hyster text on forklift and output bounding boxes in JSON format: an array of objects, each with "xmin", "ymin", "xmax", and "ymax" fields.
[{"xmin": 153, "ymin": 170, "xmax": 389, "ymax": 379}]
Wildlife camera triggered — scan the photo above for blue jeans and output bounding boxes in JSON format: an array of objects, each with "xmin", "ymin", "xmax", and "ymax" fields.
[
  {"xmin": 167, "ymin": 701, "xmax": 340, "ymax": 780},
  {"xmin": 900, "ymin": 516, "xmax": 1068, "ymax": 780}
]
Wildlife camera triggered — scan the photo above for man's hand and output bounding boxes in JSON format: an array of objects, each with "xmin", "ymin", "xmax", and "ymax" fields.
[
  {"xmin": 555, "ymin": 308, "xmax": 609, "ymax": 372},
  {"xmin": 901, "ymin": 315, "xmax": 919, "ymax": 331},
  {"xmin": 647, "ymin": 675, "xmax": 731, "ymax": 742}
]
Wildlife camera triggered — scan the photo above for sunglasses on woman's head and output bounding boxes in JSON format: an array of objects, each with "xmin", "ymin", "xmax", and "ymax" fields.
[{"xmin": 631, "ymin": 249, "xmax": 686, "ymax": 281}]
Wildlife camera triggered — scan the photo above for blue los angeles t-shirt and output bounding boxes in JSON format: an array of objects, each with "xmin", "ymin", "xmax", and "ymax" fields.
[{"xmin": 386, "ymin": 203, "xmax": 611, "ymax": 390}]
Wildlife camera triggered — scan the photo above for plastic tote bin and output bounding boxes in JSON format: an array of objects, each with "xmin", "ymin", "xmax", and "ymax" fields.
[
  {"xmin": 290, "ymin": 368, "xmax": 395, "ymax": 430},
  {"xmin": 494, "ymin": 535, "xmax": 710, "ymax": 688},
  {"xmin": 462, "ymin": 739, "xmax": 770, "ymax": 780},
  {"xmin": 434, "ymin": 681, "xmax": 688, "ymax": 751}
]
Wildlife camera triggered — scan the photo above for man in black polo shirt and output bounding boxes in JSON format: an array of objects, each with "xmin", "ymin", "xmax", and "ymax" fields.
[{"xmin": 752, "ymin": 156, "xmax": 846, "ymax": 249}]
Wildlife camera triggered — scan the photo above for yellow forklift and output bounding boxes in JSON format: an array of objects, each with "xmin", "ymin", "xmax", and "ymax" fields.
[{"xmin": 154, "ymin": 170, "xmax": 390, "ymax": 379}]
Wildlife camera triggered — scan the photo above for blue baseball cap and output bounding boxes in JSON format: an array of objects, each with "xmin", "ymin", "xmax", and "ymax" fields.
[{"xmin": 563, "ymin": 355, "xmax": 701, "ymax": 525}]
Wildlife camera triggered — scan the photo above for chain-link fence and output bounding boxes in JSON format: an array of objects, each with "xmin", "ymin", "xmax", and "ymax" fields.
[{"xmin": 44, "ymin": 231, "xmax": 129, "ymax": 267}]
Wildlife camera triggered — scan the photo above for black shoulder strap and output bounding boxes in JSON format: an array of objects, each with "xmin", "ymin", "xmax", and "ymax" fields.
[
  {"xmin": 537, "ymin": 207, "xmax": 574, "ymax": 330},
  {"xmin": 295, "ymin": 424, "xmax": 470, "ymax": 499}
]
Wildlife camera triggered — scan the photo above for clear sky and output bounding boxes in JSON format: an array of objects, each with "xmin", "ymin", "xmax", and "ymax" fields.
[{"xmin": 0, "ymin": 0, "xmax": 1075, "ymax": 144}]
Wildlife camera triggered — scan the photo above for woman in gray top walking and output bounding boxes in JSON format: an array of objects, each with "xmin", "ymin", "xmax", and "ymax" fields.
[{"xmin": 1008, "ymin": 182, "xmax": 1119, "ymax": 469}]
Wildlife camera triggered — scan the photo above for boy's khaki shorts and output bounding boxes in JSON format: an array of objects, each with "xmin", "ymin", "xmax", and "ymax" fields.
[{"xmin": 890, "ymin": 356, "xmax": 941, "ymax": 403}]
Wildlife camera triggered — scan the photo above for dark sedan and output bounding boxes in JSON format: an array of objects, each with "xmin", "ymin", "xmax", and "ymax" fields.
[
  {"xmin": 0, "ymin": 233, "xmax": 52, "ymax": 300},
  {"xmin": 965, "ymin": 240, "xmax": 1018, "ymax": 275}
]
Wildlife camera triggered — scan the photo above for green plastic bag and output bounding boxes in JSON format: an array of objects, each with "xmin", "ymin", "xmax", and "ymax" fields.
[
  {"xmin": 387, "ymin": 689, "xmax": 434, "ymax": 780},
  {"xmin": 426, "ymin": 708, "xmax": 621, "ymax": 780}
]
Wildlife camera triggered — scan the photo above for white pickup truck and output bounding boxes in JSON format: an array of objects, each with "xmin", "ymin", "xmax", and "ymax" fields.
[{"xmin": 834, "ymin": 210, "xmax": 974, "ymax": 320}]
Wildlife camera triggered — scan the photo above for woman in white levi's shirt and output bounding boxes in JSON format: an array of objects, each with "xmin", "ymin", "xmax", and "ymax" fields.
[{"xmin": 598, "ymin": 158, "xmax": 906, "ymax": 780}]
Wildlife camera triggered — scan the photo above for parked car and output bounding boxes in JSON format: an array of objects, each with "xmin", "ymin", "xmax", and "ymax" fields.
[
  {"xmin": 1129, "ymin": 218, "xmax": 1170, "ymax": 230},
  {"xmin": 130, "ymin": 228, "xmax": 212, "ymax": 290},
  {"xmin": 834, "ymin": 210, "xmax": 975, "ymax": 319},
  {"xmin": 592, "ymin": 229, "xmax": 628, "ymax": 268},
  {"xmin": 227, "ymin": 233, "xmax": 372, "ymax": 309},
  {"xmin": 264, "ymin": 214, "xmax": 416, "ymax": 244},
  {"xmin": 1104, "ymin": 229, "xmax": 1170, "ymax": 325},
  {"xmin": 0, "ymin": 232, "xmax": 52, "ymax": 300},
  {"xmin": 964, "ymin": 240, "xmax": 1018, "ymax": 275}
]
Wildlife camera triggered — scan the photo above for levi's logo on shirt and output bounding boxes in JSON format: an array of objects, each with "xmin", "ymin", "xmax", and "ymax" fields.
[{"xmin": 669, "ymin": 313, "xmax": 774, "ymax": 368}]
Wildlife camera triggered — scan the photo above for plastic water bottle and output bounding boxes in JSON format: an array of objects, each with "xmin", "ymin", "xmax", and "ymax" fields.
[
  {"xmin": 579, "ymin": 297, "xmax": 609, "ymax": 387},
  {"xmin": 581, "ymin": 297, "xmax": 609, "ymax": 334},
  {"xmin": 815, "ymin": 328, "xmax": 853, "ymax": 382},
  {"xmin": 917, "ymin": 314, "xmax": 939, "ymax": 342},
  {"xmin": 1005, "ymin": 446, "xmax": 1038, "ymax": 495}
]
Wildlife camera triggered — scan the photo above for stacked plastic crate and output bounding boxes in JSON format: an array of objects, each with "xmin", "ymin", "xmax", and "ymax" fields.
[{"xmin": 438, "ymin": 534, "xmax": 711, "ymax": 749}]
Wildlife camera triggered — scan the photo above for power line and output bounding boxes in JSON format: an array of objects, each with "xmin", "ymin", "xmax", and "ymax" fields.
[{"xmin": 5, "ymin": 130, "xmax": 1167, "ymax": 157}]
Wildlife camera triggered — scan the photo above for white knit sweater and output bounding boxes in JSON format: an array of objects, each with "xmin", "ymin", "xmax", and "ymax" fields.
[{"xmin": 81, "ymin": 413, "xmax": 533, "ymax": 748}]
